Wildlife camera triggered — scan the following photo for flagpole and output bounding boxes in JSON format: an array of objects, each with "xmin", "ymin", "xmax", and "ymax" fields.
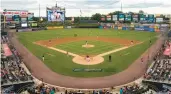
[
  {"xmin": 121, "ymin": 1, "xmax": 122, "ymax": 12},
  {"xmin": 4, "ymin": 9, "xmax": 7, "ymax": 29}
]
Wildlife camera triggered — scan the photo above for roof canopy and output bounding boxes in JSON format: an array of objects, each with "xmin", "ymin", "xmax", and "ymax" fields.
[{"xmin": 2, "ymin": 44, "xmax": 12, "ymax": 57}]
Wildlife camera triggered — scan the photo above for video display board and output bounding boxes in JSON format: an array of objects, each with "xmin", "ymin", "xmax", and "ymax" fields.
[
  {"xmin": 119, "ymin": 14, "xmax": 124, "ymax": 21},
  {"xmin": 47, "ymin": 9, "xmax": 65, "ymax": 22},
  {"xmin": 112, "ymin": 15, "xmax": 118, "ymax": 21},
  {"xmin": 125, "ymin": 14, "xmax": 131, "ymax": 21},
  {"xmin": 106, "ymin": 15, "xmax": 111, "ymax": 21}
]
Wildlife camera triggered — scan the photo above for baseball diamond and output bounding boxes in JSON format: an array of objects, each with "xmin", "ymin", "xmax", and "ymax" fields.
[{"xmin": 8, "ymin": 28, "xmax": 163, "ymax": 89}]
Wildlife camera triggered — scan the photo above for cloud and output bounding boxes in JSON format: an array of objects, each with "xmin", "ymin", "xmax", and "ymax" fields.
[
  {"xmin": 1, "ymin": 0, "xmax": 170, "ymax": 17},
  {"xmin": 124, "ymin": 3, "xmax": 163, "ymax": 8}
]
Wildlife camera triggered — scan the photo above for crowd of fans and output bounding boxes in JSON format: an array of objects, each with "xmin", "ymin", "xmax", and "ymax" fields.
[
  {"xmin": 1, "ymin": 35, "xmax": 33, "ymax": 93},
  {"xmin": 144, "ymin": 59, "xmax": 171, "ymax": 82},
  {"xmin": 26, "ymin": 83, "xmax": 112, "ymax": 94},
  {"xmin": 143, "ymin": 40, "xmax": 171, "ymax": 82}
]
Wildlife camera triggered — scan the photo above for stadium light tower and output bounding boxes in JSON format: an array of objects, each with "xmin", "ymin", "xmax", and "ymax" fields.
[
  {"xmin": 56, "ymin": 0, "xmax": 58, "ymax": 8},
  {"xmin": 37, "ymin": 0, "xmax": 40, "ymax": 18},
  {"xmin": 121, "ymin": 0, "xmax": 123, "ymax": 12}
]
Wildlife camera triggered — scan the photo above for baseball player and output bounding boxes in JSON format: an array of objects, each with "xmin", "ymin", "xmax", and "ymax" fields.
[
  {"xmin": 85, "ymin": 41, "xmax": 88, "ymax": 46},
  {"xmin": 42, "ymin": 54, "xmax": 45, "ymax": 61}
]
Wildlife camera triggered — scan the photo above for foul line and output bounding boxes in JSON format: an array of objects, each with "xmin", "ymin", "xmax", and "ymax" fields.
[
  {"xmin": 34, "ymin": 42, "xmax": 143, "ymax": 57},
  {"xmin": 97, "ymin": 46, "xmax": 129, "ymax": 57},
  {"xmin": 97, "ymin": 42, "xmax": 143, "ymax": 57},
  {"xmin": 48, "ymin": 47, "xmax": 78, "ymax": 57}
]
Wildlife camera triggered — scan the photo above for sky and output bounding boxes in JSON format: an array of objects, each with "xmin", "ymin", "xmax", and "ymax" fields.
[{"xmin": 1, "ymin": 0, "xmax": 171, "ymax": 17}]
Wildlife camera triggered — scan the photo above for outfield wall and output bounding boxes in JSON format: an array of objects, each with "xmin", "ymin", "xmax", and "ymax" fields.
[{"xmin": 100, "ymin": 24, "xmax": 169, "ymax": 32}]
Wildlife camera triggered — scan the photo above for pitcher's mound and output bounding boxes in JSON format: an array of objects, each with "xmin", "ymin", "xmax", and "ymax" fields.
[
  {"xmin": 72, "ymin": 56, "xmax": 104, "ymax": 65},
  {"xmin": 82, "ymin": 44, "xmax": 95, "ymax": 48}
]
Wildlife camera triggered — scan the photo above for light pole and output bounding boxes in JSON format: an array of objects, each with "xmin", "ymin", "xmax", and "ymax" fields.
[{"xmin": 4, "ymin": 9, "xmax": 7, "ymax": 29}]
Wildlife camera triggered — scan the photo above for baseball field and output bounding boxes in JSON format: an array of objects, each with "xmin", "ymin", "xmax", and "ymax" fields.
[{"xmin": 17, "ymin": 28, "xmax": 158, "ymax": 77}]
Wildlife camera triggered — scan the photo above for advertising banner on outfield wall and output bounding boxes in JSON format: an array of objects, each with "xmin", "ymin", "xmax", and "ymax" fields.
[
  {"xmin": 47, "ymin": 26, "xmax": 64, "ymax": 30},
  {"xmin": 112, "ymin": 15, "xmax": 118, "ymax": 21}
]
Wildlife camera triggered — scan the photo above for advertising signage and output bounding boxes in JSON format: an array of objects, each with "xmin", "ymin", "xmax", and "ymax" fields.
[
  {"xmin": 101, "ymin": 16, "xmax": 105, "ymax": 21},
  {"xmin": 140, "ymin": 14, "xmax": 146, "ymax": 21},
  {"xmin": 119, "ymin": 14, "xmax": 124, "ymax": 21},
  {"xmin": 112, "ymin": 15, "xmax": 118, "ymax": 21},
  {"xmin": 125, "ymin": 14, "xmax": 131, "ymax": 21},
  {"xmin": 13, "ymin": 15, "xmax": 20, "ymax": 22},
  {"xmin": 148, "ymin": 14, "xmax": 155, "ymax": 23},
  {"xmin": 28, "ymin": 13, "xmax": 34, "ymax": 21},
  {"xmin": 156, "ymin": 18, "xmax": 163, "ymax": 23},
  {"xmin": 6, "ymin": 15, "xmax": 13, "ymax": 21},
  {"xmin": 106, "ymin": 15, "xmax": 111, "ymax": 21},
  {"xmin": 132, "ymin": 14, "xmax": 138, "ymax": 22}
]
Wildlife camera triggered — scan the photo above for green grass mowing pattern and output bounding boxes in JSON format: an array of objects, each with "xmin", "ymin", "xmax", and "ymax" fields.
[
  {"xmin": 17, "ymin": 28, "xmax": 158, "ymax": 77},
  {"xmin": 17, "ymin": 28, "xmax": 157, "ymax": 41},
  {"xmin": 55, "ymin": 40, "xmax": 122, "ymax": 55}
]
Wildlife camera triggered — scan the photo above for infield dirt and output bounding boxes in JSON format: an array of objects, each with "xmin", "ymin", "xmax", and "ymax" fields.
[{"xmin": 35, "ymin": 37, "xmax": 140, "ymax": 47}]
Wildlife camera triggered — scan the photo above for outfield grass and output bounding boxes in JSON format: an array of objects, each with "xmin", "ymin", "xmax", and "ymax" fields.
[
  {"xmin": 17, "ymin": 28, "xmax": 158, "ymax": 77},
  {"xmin": 55, "ymin": 40, "xmax": 122, "ymax": 55}
]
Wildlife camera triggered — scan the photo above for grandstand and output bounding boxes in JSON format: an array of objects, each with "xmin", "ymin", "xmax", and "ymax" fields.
[
  {"xmin": 1, "ymin": 35, "xmax": 34, "ymax": 93},
  {"xmin": 1, "ymin": 1, "xmax": 171, "ymax": 94}
]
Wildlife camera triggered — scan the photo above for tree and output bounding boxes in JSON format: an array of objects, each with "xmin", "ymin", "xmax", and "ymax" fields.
[
  {"xmin": 74, "ymin": 17, "xmax": 80, "ymax": 23},
  {"xmin": 91, "ymin": 13, "xmax": 101, "ymax": 22},
  {"xmin": 108, "ymin": 11, "xmax": 123, "ymax": 15},
  {"xmin": 32, "ymin": 17, "xmax": 40, "ymax": 22},
  {"xmin": 139, "ymin": 10, "xmax": 144, "ymax": 14}
]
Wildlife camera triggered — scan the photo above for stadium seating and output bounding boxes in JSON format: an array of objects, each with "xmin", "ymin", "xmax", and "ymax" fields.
[{"xmin": 1, "ymin": 35, "xmax": 33, "ymax": 93}]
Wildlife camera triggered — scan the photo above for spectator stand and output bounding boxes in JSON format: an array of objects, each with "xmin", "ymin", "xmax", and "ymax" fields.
[
  {"xmin": 143, "ymin": 59, "xmax": 171, "ymax": 92},
  {"xmin": 1, "ymin": 35, "xmax": 34, "ymax": 93}
]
